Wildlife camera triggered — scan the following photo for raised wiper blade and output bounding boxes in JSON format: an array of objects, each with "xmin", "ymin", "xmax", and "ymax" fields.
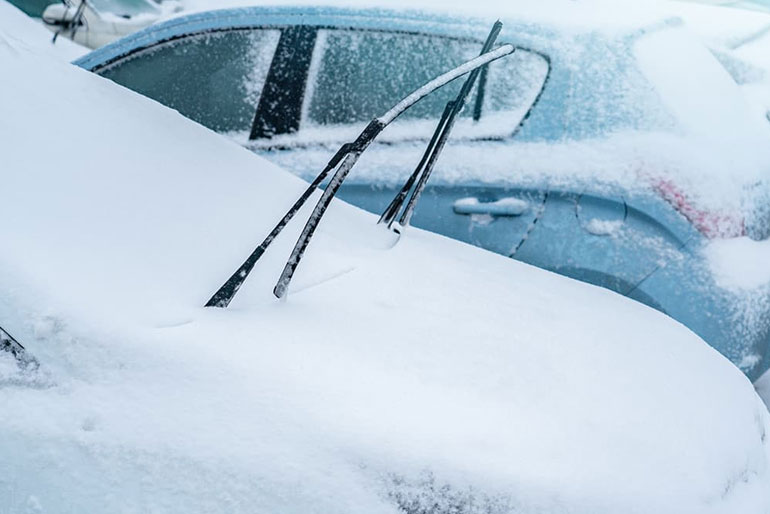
[
  {"xmin": 273, "ymin": 40, "xmax": 513, "ymax": 299},
  {"xmin": 1, "ymin": 326, "xmax": 38, "ymax": 370},
  {"xmin": 381, "ymin": 21, "xmax": 504, "ymax": 231},
  {"xmin": 205, "ymin": 143, "xmax": 354, "ymax": 308},
  {"xmin": 206, "ymin": 34, "xmax": 514, "ymax": 306}
]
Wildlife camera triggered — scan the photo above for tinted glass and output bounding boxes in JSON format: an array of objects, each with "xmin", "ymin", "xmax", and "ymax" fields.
[{"xmin": 98, "ymin": 29, "xmax": 280, "ymax": 133}]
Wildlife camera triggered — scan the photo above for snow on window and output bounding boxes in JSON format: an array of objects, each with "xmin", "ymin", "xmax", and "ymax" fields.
[
  {"xmin": 301, "ymin": 29, "xmax": 548, "ymax": 141},
  {"xmin": 99, "ymin": 29, "xmax": 281, "ymax": 133}
]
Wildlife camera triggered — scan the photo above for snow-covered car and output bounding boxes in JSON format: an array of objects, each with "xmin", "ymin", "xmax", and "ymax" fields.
[
  {"xmin": 76, "ymin": 5, "xmax": 770, "ymax": 381},
  {"xmin": 668, "ymin": 0, "xmax": 770, "ymax": 125},
  {"xmin": 37, "ymin": 0, "xmax": 177, "ymax": 48},
  {"xmin": 3, "ymin": 12, "xmax": 770, "ymax": 514}
]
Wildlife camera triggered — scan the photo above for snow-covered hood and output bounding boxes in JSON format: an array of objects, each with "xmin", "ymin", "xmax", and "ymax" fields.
[{"xmin": 1, "ymin": 20, "xmax": 770, "ymax": 514}]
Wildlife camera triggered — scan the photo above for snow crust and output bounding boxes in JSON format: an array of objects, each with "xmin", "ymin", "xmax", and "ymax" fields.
[{"xmin": 2, "ymin": 11, "xmax": 770, "ymax": 514}]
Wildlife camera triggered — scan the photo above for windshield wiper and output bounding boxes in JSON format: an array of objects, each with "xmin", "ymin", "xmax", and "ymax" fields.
[
  {"xmin": 49, "ymin": 0, "xmax": 89, "ymax": 43},
  {"xmin": 206, "ymin": 25, "xmax": 513, "ymax": 306},
  {"xmin": 1, "ymin": 326, "xmax": 38, "ymax": 370},
  {"xmin": 379, "ymin": 21, "xmax": 502, "ymax": 230}
]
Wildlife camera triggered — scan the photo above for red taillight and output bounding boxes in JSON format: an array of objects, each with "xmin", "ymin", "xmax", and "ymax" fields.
[{"xmin": 653, "ymin": 179, "xmax": 745, "ymax": 239}]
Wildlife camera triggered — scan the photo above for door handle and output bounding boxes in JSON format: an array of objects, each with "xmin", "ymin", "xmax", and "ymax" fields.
[{"xmin": 453, "ymin": 197, "xmax": 529, "ymax": 216}]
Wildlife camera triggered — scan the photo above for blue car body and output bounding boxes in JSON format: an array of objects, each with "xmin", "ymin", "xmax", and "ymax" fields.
[{"xmin": 75, "ymin": 6, "xmax": 770, "ymax": 380}]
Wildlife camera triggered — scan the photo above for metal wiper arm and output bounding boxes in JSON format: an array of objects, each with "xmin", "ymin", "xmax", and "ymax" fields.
[
  {"xmin": 205, "ymin": 142, "xmax": 354, "ymax": 308},
  {"xmin": 273, "ymin": 34, "xmax": 511, "ymax": 299},
  {"xmin": 1, "ymin": 326, "xmax": 38, "ymax": 370},
  {"xmin": 379, "ymin": 101, "xmax": 454, "ymax": 226},
  {"xmin": 206, "ymin": 35, "xmax": 513, "ymax": 306},
  {"xmin": 383, "ymin": 21, "xmax": 504, "ymax": 231}
]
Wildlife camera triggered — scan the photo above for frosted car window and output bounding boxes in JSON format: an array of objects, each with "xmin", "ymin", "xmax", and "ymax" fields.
[
  {"xmin": 98, "ymin": 29, "xmax": 280, "ymax": 133},
  {"xmin": 303, "ymin": 29, "xmax": 549, "ymax": 138}
]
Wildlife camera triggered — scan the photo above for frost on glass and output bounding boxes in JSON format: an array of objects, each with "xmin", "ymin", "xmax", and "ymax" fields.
[
  {"xmin": 99, "ymin": 29, "xmax": 280, "ymax": 132},
  {"xmin": 301, "ymin": 29, "xmax": 548, "ymax": 141}
]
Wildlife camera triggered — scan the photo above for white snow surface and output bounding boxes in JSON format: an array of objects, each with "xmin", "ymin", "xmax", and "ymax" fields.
[
  {"xmin": 0, "ymin": 0, "xmax": 88, "ymax": 60},
  {"xmin": 704, "ymin": 237, "xmax": 770, "ymax": 290},
  {"xmin": 176, "ymin": 0, "xmax": 675, "ymax": 33},
  {"xmin": 757, "ymin": 369, "xmax": 770, "ymax": 408},
  {"xmin": 2, "ymin": 17, "xmax": 770, "ymax": 514}
]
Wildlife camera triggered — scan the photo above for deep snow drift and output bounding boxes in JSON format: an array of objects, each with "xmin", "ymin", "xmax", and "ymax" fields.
[{"xmin": 1, "ymin": 10, "xmax": 770, "ymax": 514}]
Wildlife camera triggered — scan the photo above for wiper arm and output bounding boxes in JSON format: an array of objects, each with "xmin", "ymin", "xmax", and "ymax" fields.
[
  {"xmin": 1, "ymin": 326, "xmax": 38, "ymax": 370},
  {"xmin": 381, "ymin": 21, "xmax": 504, "ymax": 230},
  {"xmin": 205, "ymin": 142, "xmax": 354, "ymax": 308},
  {"xmin": 52, "ymin": 0, "xmax": 88, "ymax": 43},
  {"xmin": 206, "ymin": 31, "xmax": 514, "ymax": 306}
]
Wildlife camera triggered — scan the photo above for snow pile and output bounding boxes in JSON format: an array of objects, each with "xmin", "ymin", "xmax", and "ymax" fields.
[
  {"xmin": 0, "ymin": 0, "xmax": 88, "ymax": 60},
  {"xmin": 2, "ymin": 17, "xmax": 770, "ymax": 514},
  {"xmin": 705, "ymin": 237, "xmax": 770, "ymax": 290}
]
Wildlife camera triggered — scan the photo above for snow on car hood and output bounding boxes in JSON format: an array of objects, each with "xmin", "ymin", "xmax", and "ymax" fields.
[{"xmin": 1, "ymin": 23, "xmax": 770, "ymax": 514}]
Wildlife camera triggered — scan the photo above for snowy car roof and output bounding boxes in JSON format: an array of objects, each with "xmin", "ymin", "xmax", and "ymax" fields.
[
  {"xmin": 2, "ymin": 14, "xmax": 770, "ymax": 514},
  {"xmin": 172, "ymin": 0, "xmax": 677, "ymax": 33}
]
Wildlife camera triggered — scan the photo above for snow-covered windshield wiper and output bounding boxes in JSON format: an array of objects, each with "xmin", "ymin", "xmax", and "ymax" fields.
[
  {"xmin": 46, "ymin": 0, "xmax": 89, "ymax": 43},
  {"xmin": 1, "ymin": 326, "xmax": 37, "ymax": 370},
  {"xmin": 379, "ymin": 21, "xmax": 502, "ymax": 231},
  {"xmin": 206, "ymin": 23, "xmax": 512, "ymax": 307}
]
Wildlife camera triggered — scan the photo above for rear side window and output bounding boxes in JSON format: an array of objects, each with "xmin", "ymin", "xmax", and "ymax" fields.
[
  {"xmin": 98, "ymin": 29, "xmax": 280, "ymax": 133},
  {"xmin": 302, "ymin": 29, "xmax": 549, "ymax": 138}
]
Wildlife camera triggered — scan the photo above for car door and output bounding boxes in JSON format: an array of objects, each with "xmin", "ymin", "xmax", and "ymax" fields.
[{"xmin": 513, "ymin": 186, "xmax": 699, "ymax": 297}]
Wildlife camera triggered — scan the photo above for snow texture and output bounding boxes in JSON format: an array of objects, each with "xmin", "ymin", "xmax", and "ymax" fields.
[
  {"xmin": 704, "ymin": 237, "xmax": 770, "ymax": 291},
  {"xmin": 757, "ymin": 369, "xmax": 770, "ymax": 408},
  {"xmin": 1, "ymin": 6, "xmax": 770, "ymax": 514}
]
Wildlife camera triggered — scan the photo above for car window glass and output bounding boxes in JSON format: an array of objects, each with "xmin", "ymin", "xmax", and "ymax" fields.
[
  {"xmin": 300, "ymin": 29, "xmax": 549, "ymax": 140},
  {"xmin": 98, "ymin": 29, "xmax": 281, "ymax": 133}
]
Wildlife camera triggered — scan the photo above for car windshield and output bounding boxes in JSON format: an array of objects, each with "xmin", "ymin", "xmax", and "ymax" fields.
[{"xmin": 88, "ymin": 0, "xmax": 159, "ymax": 16}]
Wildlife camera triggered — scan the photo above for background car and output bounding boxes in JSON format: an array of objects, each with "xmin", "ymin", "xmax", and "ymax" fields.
[
  {"xmin": 4, "ymin": 0, "xmax": 179, "ymax": 48},
  {"xmin": 75, "ymin": 5, "xmax": 770, "ymax": 381},
  {"xmin": 3, "ymin": 16, "xmax": 770, "ymax": 512},
  {"xmin": 668, "ymin": 0, "xmax": 770, "ymax": 127}
]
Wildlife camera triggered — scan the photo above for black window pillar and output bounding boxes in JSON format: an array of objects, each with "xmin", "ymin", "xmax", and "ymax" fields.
[{"xmin": 249, "ymin": 25, "xmax": 318, "ymax": 140}]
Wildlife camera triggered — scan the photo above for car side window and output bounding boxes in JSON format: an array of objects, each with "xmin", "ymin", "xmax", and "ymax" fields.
[
  {"xmin": 301, "ymin": 29, "xmax": 549, "ymax": 139},
  {"xmin": 98, "ymin": 29, "xmax": 281, "ymax": 133}
]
